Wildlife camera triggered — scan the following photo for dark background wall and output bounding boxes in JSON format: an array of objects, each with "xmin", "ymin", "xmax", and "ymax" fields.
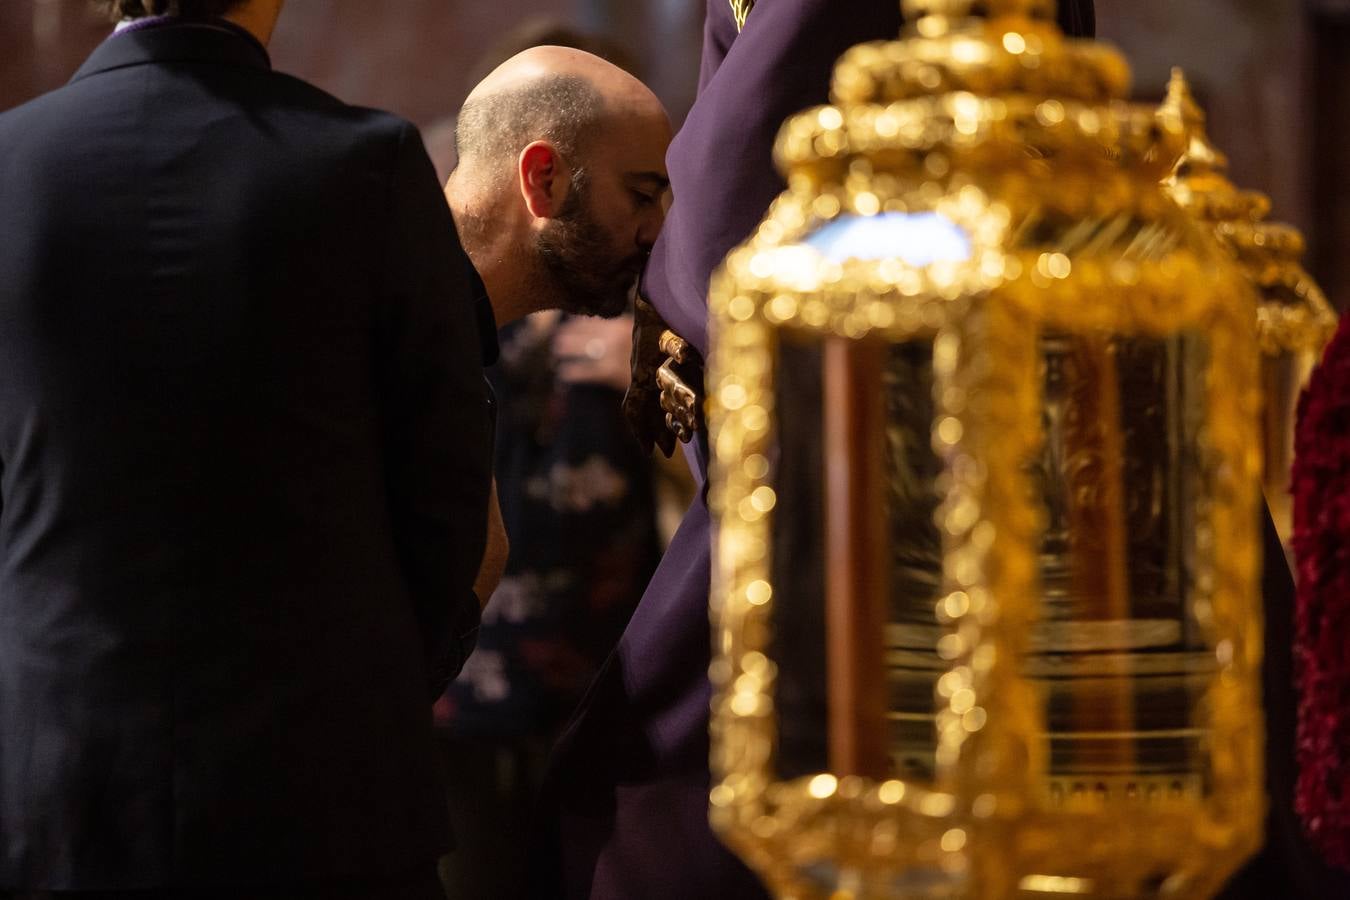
[
  {"xmin": 1, "ymin": 0, "xmax": 1344, "ymax": 307},
  {"xmin": 0, "ymin": 1, "xmax": 703, "ymax": 128}
]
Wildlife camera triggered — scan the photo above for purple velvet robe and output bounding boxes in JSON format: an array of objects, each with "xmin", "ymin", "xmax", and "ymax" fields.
[{"xmin": 533, "ymin": 4, "xmax": 1096, "ymax": 898}]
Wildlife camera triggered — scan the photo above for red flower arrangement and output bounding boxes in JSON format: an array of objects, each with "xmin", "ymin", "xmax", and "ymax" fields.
[{"xmin": 1293, "ymin": 312, "xmax": 1350, "ymax": 871}]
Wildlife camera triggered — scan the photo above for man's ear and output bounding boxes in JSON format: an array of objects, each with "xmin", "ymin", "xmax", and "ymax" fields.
[{"xmin": 518, "ymin": 141, "xmax": 567, "ymax": 220}]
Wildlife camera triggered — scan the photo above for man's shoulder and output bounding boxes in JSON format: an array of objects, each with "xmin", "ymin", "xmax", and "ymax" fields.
[
  {"xmin": 0, "ymin": 60, "xmax": 411, "ymax": 141},
  {"xmin": 194, "ymin": 66, "xmax": 415, "ymax": 151},
  {"xmin": 0, "ymin": 82, "xmax": 68, "ymax": 134},
  {"xmin": 264, "ymin": 70, "xmax": 409, "ymax": 132},
  {"xmin": 0, "ymin": 66, "xmax": 425, "ymax": 237},
  {"xmin": 0, "ymin": 65, "xmax": 405, "ymax": 143}
]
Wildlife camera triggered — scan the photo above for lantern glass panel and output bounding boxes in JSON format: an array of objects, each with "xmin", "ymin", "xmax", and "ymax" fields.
[
  {"xmin": 883, "ymin": 340, "xmax": 944, "ymax": 783},
  {"xmin": 1029, "ymin": 330, "xmax": 1216, "ymax": 805},
  {"xmin": 769, "ymin": 333, "xmax": 830, "ymax": 781},
  {"xmin": 765, "ymin": 332, "xmax": 947, "ymax": 786}
]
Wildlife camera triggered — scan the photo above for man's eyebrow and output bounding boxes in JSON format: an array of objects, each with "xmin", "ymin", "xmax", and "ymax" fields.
[{"xmin": 626, "ymin": 171, "xmax": 671, "ymax": 191}]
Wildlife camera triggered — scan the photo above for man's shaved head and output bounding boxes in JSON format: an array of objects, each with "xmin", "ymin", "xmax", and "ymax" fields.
[
  {"xmin": 455, "ymin": 74, "xmax": 601, "ymax": 181},
  {"xmin": 455, "ymin": 46, "xmax": 658, "ymax": 180}
]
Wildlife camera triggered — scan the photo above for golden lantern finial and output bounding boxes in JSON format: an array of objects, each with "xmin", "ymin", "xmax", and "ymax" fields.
[
  {"xmin": 1160, "ymin": 67, "xmax": 1204, "ymax": 133},
  {"xmin": 1159, "ymin": 67, "xmax": 1229, "ymax": 178}
]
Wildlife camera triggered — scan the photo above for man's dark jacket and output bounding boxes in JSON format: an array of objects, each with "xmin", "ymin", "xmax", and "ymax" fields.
[{"xmin": 0, "ymin": 21, "xmax": 492, "ymax": 891}]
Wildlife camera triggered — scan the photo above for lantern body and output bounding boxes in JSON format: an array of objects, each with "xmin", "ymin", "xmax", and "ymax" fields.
[{"xmin": 707, "ymin": 4, "xmax": 1266, "ymax": 898}]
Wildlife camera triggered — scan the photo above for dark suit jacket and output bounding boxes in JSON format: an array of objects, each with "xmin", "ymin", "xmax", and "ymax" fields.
[{"xmin": 0, "ymin": 21, "xmax": 492, "ymax": 891}]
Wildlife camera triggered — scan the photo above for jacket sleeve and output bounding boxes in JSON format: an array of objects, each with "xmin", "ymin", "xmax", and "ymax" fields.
[{"xmin": 376, "ymin": 123, "xmax": 494, "ymax": 694}]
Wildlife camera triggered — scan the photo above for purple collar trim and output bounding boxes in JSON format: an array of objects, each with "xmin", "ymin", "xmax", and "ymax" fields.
[{"xmin": 115, "ymin": 14, "xmax": 178, "ymax": 34}]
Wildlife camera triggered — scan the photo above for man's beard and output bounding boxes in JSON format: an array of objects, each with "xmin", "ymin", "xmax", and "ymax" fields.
[{"xmin": 533, "ymin": 173, "xmax": 643, "ymax": 319}]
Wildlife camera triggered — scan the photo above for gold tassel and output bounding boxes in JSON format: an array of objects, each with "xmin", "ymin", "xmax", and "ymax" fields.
[{"xmin": 730, "ymin": 0, "xmax": 755, "ymax": 32}]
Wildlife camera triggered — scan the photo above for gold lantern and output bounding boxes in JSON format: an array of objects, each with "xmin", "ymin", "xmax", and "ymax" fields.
[
  {"xmin": 1160, "ymin": 69, "xmax": 1337, "ymax": 545},
  {"xmin": 706, "ymin": 2, "xmax": 1266, "ymax": 898}
]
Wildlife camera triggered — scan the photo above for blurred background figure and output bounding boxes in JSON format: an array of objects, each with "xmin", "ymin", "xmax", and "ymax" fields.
[
  {"xmin": 432, "ymin": 306, "xmax": 661, "ymax": 899},
  {"xmin": 433, "ymin": 307, "xmax": 662, "ymax": 900}
]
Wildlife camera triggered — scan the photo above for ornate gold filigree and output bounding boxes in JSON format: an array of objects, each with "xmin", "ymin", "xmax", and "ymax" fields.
[
  {"xmin": 656, "ymin": 329, "xmax": 702, "ymax": 444},
  {"xmin": 708, "ymin": 7, "xmax": 1264, "ymax": 900}
]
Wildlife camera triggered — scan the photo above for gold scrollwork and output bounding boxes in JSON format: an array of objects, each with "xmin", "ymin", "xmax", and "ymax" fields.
[{"xmin": 656, "ymin": 330, "xmax": 702, "ymax": 444}]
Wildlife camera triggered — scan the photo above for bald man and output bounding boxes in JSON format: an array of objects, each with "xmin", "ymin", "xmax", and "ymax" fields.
[
  {"xmin": 445, "ymin": 46, "xmax": 673, "ymax": 329},
  {"xmin": 435, "ymin": 45, "xmax": 673, "ymax": 900}
]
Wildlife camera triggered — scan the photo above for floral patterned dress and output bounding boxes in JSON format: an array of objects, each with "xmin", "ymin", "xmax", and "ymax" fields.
[{"xmin": 435, "ymin": 315, "xmax": 661, "ymax": 740}]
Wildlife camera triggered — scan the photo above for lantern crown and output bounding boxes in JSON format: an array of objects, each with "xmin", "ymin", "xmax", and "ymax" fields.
[
  {"xmin": 833, "ymin": 2, "xmax": 1129, "ymax": 107},
  {"xmin": 777, "ymin": 2, "xmax": 1178, "ymax": 197}
]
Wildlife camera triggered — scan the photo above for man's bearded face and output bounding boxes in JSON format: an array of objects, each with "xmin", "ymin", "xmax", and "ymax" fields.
[{"xmin": 533, "ymin": 172, "xmax": 644, "ymax": 319}]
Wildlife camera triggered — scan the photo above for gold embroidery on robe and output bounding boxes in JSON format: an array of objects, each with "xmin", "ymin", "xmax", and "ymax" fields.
[{"xmin": 730, "ymin": 0, "xmax": 756, "ymax": 32}]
